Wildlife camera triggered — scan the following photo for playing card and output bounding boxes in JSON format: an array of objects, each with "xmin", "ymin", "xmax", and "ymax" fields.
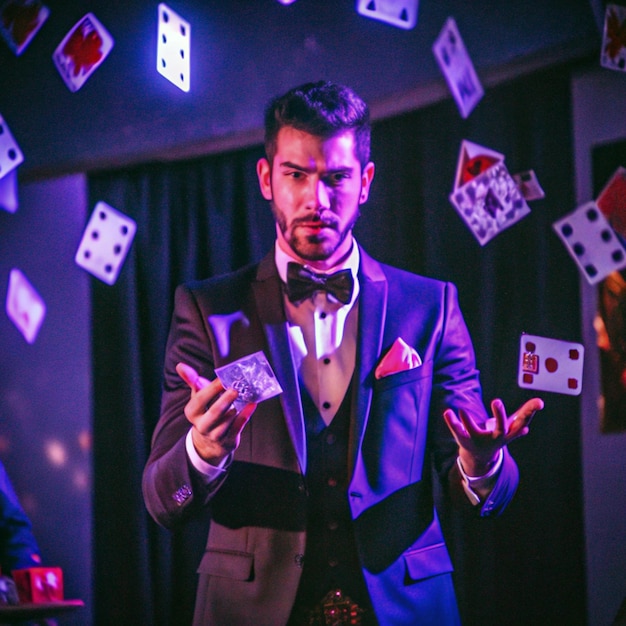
[
  {"xmin": 553, "ymin": 201, "xmax": 626, "ymax": 285},
  {"xmin": 0, "ymin": 168, "xmax": 18, "ymax": 213},
  {"xmin": 596, "ymin": 166, "xmax": 626, "ymax": 239},
  {"xmin": 518, "ymin": 333, "xmax": 584, "ymax": 396},
  {"xmin": 356, "ymin": 0, "xmax": 418, "ymax": 30},
  {"xmin": 601, "ymin": 4, "xmax": 626, "ymax": 72},
  {"xmin": 157, "ymin": 3, "xmax": 190, "ymax": 92},
  {"xmin": 449, "ymin": 162, "xmax": 531, "ymax": 245},
  {"xmin": 512, "ymin": 170, "xmax": 545, "ymax": 201},
  {"xmin": 74, "ymin": 201, "xmax": 136, "ymax": 285},
  {"xmin": 0, "ymin": 0, "xmax": 49, "ymax": 55},
  {"xmin": 0, "ymin": 113, "xmax": 24, "ymax": 181},
  {"xmin": 5, "ymin": 268, "xmax": 46, "ymax": 344},
  {"xmin": 452, "ymin": 139, "xmax": 504, "ymax": 191},
  {"xmin": 433, "ymin": 17, "xmax": 484, "ymax": 118},
  {"xmin": 215, "ymin": 351, "xmax": 283, "ymax": 409},
  {"xmin": 53, "ymin": 13, "xmax": 114, "ymax": 92}
]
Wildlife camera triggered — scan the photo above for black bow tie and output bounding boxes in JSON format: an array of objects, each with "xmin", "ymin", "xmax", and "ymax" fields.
[{"xmin": 286, "ymin": 262, "xmax": 354, "ymax": 305}]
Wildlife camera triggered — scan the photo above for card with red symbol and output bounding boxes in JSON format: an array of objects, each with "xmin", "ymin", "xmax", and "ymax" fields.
[
  {"xmin": 0, "ymin": 0, "xmax": 49, "ymax": 55},
  {"xmin": 518, "ymin": 333, "xmax": 584, "ymax": 396},
  {"xmin": 601, "ymin": 4, "xmax": 626, "ymax": 72},
  {"xmin": 5, "ymin": 268, "xmax": 46, "ymax": 344},
  {"xmin": 596, "ymin": 166, "xmax": 626, "ymax": 240},
  {"xmin": 53, "ymin": 13, "xmax": 113, "ymax": 92}
]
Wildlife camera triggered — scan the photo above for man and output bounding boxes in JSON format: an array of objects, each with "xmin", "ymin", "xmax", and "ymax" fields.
[{"xmin": 142, "ymin": 81, "xmax": 543, "ymax": 625}]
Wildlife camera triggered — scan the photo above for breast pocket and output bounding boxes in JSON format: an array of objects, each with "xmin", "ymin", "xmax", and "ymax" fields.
[{"xmin": 197, "ymin": 548, "xmax": 254, "ymax": 581}]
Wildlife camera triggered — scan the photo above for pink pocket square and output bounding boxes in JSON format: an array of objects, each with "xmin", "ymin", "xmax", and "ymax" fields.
[{"xmin": 375, "ymin": 337, "xmax": 422, "ymax": 379}]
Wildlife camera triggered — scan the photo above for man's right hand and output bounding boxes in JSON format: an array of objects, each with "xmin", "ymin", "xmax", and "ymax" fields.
[{"xmin": 176, "ymin": 362, "xmax": 256, "ymax": 466}]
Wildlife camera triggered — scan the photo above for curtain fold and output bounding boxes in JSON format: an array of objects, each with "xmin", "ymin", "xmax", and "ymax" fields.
[{"xmin": 88, "ymin": 63, "xmax": 585, "ymax": 625}]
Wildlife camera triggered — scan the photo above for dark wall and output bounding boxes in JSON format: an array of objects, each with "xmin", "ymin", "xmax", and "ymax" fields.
[
  {"xmin": 0, "ymin": 174, "xmax": 92, "ymax": 625},
  {"xmin": 0, "ymin": 0, "xmax": 598, "ymax": 179}
]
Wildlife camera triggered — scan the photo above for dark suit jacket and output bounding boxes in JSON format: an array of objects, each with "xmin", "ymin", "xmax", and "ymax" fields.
[{"xmin": 143, "ymin": 246, "xmax": 519, "ymax": 626}]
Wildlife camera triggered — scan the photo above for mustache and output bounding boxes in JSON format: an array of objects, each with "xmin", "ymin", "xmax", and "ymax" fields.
[{"xmin": 293, "ymin": 213, "xmax": 339, "ymax": 228}]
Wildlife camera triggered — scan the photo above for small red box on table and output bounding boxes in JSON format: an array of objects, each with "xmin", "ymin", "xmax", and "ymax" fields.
[{"xmin": 11, "ymin": 567, "xmax": 64, "ymax": 603}]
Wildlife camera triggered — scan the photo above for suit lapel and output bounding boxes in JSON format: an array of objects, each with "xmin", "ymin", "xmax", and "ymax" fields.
[
  {"xmin": 349, "ymin": 247, "xmax": 387, "ymax": 476},
  {"xmin": 253, "ymin": 253, "xmax": 307, "ymax": 474}
]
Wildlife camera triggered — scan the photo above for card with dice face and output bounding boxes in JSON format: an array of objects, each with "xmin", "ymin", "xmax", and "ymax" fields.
[
  {"xmin": 0, "ymin": 113, "xmax": 24, "ymax": 181},
  {"xmin": 601, "ymin": 4, "xmax": 626, "ymax": 72},
  {"xmin": 75, "ymin": 201, "xmax": 136, "ymax": 285},
  {"xmin": 157, "ymin": 3, "xmax": 190, "ymax": 92},
  {"xmin": 596, "ymin": 166, "xmax": 626, "ymax": 239},
  {"xmin": 512, "ymin": 169, "xmax": 545, "ymax": 201},
  {"xmin": 0, "ymin": 0, "xmax": 49, "ymax": 56},
  {"xmin": 356, "ymin": 0, "xmax": 418, "ymax": 30},
  {"xmin": 432, "ymin": 17, "xmax": 483, "ymax": 118},
  {"xmin": 53, "ymin": 13, "xmax": 114, "ymax": 92},
  {"xmin": 553, "ymin": 201, "xmax": 626, "ymax": 285},
  {"xmin": 215, "ymin": 351, "xmax": 283, "ymax": 410},
  {"xmin": 5, "ymin": 268, "xmax": 46, "ymax": 344},
  {"xmin": 449, "ymin": 161, "xmax": 530, "ymax": 246},
  {"xmin": 518, "ymin": 333, "xmax": 584, "ymax": 396}
]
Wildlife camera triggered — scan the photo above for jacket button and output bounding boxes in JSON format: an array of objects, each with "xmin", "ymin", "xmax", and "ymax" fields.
[{"xmin": 294, "ymin": 553, "xmax": 304, "ymax": 568}]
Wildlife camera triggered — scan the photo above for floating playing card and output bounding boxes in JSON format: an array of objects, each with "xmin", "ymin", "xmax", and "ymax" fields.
[
  {"xmin": 0, "ymin": 0, "xmax": 49, "ymax": 55},
  {"xmin": 452, "ymin": 140, "xmax": 504, "ymax": 191},
  {"xmin": 53, "ymin": 13, "xmax": 113, "ymax": 92},
  {"xmin": 356, "ymin": 0, "xmax": 418, "ymax": 30},
  {"xmin": 449, "ymin": 161, "xmax": 530, "ymax": 245},
  {"xmin": 215, "ymin": 351, "xmax": 283, "ymax": 409},
  {"xmin": 433, "ymin": 17, "xmax": 483, "ymax": 118},
  {"xmin": 0, "ymin": 113, "xmax": 24, "ymax": 181},
  {"xmin": 74, "ymin": 201, "xmax": 136, "ymax": 285},
  {"xmin": 5, "ymin": 268, "xmax": 46, "ymax": 344},
  {"xmin": 518, "ymin": 333, "xmax": 584, "ymax": 396},
  {"xmin": 601, "ymin": 4, "xmax": 626, "ymax": 72},
  {"xmin": 157, "ymin": 3, "xmax": 190, "ymax": 92},
  {"xmin": 0, "ymin": 169, "xmax": 18, "ymax": 213},
  {"xmin": 512, "ymin": 170, "xmax": 545, "ymax": 201},
  {"xmin": 596, "ymin": 166, "xmax": 626, "ymax": 239},
  {"xmin": 553, "ymin": 201, "xmax": 626, "ymax": 285}
]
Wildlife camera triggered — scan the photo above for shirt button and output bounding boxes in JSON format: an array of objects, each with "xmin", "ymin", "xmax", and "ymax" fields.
[
  {"xmin": 323, "ymin": 358, "xmax": 330, "ymax": 364},
  {"xmin": 320, "ymin": 312, "xmax": 327, "ymax": 319},
  {"xmin": 327, "ymin": 477, "xmax": 337, "ymax": 487},
  {"xmin": 322, "ymin": 401, "xmax": 331, "ymax": 410},
  {"xmin": 326, "ymin": 433, "xmax": 336, "ymax": 445}
]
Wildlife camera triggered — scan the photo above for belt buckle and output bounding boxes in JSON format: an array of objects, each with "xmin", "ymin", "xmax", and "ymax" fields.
[{"xmin": 318, "ymin": 588, "xmax": 364, "ymax": 625}]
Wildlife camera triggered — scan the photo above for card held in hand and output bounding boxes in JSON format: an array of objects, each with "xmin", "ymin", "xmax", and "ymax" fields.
[
  {"xmin": 518, "ymin": 333, "xmax": 584, "ymax": 396},
  {"xmin": 215, "ymin": 351, "xmax": 283, "ymax": 409}
]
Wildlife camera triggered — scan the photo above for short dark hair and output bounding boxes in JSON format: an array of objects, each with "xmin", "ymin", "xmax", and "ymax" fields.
[{"xmin": 263, "ymin": 81, "xmax": 371, "ymax": 168}]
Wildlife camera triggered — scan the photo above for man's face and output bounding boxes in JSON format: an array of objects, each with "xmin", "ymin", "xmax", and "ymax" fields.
[{"xmin": 257, "ymin": 126, "xmax": 375, "ymax": 269}]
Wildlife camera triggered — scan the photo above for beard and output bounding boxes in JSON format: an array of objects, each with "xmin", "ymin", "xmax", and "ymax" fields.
[{"xmin": 270, "ymin": 201, "xmax": 360, "ymax": 262}]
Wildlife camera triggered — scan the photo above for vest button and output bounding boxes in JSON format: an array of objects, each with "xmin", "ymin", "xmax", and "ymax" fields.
[
  {"xmin": 328, "ymin": 557, "xmax": 338, "ymax": 568},
  {"xmin": 328, "ymin": 521, "xmax": 339, "ymax": 531},
  {"xmin": 326, "ymin": 433, "xmax": 336, "ymax": 445},
  {"xmin": 327, "ymin": 477, "xmax": 338, "ymax": 487},
  {"xmin": 294, "ymin": 553, "xmax": 304, "ymax": 568}
]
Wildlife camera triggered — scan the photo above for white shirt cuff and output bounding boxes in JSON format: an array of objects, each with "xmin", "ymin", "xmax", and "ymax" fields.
[
  {"xmin": 457, "ymin": 448, "xmax": 504, "ymax": 506},
  {"xmin": 185, "ymin": 428, "xmax": 229, "ymax": 483}
]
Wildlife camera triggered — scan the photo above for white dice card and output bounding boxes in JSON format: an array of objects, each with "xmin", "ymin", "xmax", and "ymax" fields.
[
  {"xmin": 157, "ymin": 3, "xmax": 190, "ymax": 92},
  {"xmin": 0, "ymin": 113, "xmax": 24, "ymax": 181},
  {"xmin": 553, "ymin": 201, "xmax": 626, "ymax": 285},
  {"xmin": 75, "ymin": 201, "xmax": 136, "ymax": 285},
  {"xmin": 53, "ymin": 13, "xmax": 114, "ymax": 92},
  {"xmin": 433, "ymin": 17, "xmax": 483, "ymax": 118},
  {"xmin": 356, "ymin": 0, "xmax": 418, "ymax": 30},
  {"xmin": 5, "ymin": 268, "xmax": 46, "ymax": 344},
  {"xmin": 518, "ymin": 334, "xmax": 584, "ymax": 396}
]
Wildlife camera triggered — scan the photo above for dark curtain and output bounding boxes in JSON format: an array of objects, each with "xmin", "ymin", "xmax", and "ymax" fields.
[{"xmin": 88, "ymin": 62, "xmax": 585, "ymax": 625}]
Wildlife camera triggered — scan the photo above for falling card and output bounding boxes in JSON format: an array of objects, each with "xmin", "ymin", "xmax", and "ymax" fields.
[
  {"xmin": 452, "ymin": 139, "xmax": 504, "ymax": 191},
  {"xmin": 449, "ymin": 161, "xmax": 530, "ymax": 245},
  {"xmin": 5, "ymin": 268, "xmax": 46, "ymax": 344},
  {"xmin": 0, "ymin": 113, "xmax": 24, "ymax": 181},
  {"xmin": 596, "ymin": 166, "xmax": 626, "ymax": 239},
  {"xmin": 0, "ymin": 0, "xmax": 49, "ymax": 55},
  {"xmin": 53, "ymin": 13, "xmax": 114, "ymax": 92},
  {"xmin": 518, "ymin": 333, "xmax": 584, "ymax": 396},
  {"xmin": 553, "ymin": 201, "xmax": 626, "ymax": 285},
  {"xmin": 157, "ymin": 3, "xmax": 190, "ymax": 92},
  {"xmin": 512, "ymin": 170, "xmax": 545, "ymax": 201},
  {"xmin": 433, "ymin": 17, "xmax": 483, "ymax": 118},
  {"xmin": 601, "ymin": 4, "xmax": 626, "ymax": 72},
  {"xmin": 0, "ymin": 169, "xmax": 18, "ymax": 213},
  {"xmin": 74, "ymin": 201, "xmax": 136, "ymax": 285},
  {"xmin": 356, "ymin": 0, "xmax": 418, "ymax": 30},
  {"xmin": 215, "ymin": 351, "xmax": 283, "ymax": 410}
]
